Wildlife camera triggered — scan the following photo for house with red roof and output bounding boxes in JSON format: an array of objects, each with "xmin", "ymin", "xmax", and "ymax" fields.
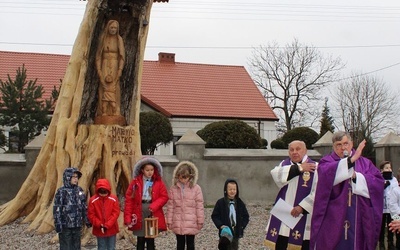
[{"xmin": 0, "ymin": 50, "xmax": 278, "ymax": 154}]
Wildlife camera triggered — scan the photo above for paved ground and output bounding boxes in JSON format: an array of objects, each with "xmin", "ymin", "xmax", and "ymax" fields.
[{"xmin": 0, "ymin": 204, "xmax": 269, "ymax": 250}]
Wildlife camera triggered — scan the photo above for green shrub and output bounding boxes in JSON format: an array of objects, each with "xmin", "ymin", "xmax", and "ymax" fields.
[
  {"xmin": 140, "ymin": 111, "xmax": 173, "ymax": 155},
  {"xmin": 261, "ymin": 138, "xmax": 268, "ymax": 149},
  {"xmin": 270, "ymin": 139, "xmax": 286, "ymax": 149},
  {"xmin": 197, "ymin": 120, "xmax": 261, "ymax": 148},
  {"xmin": 281, "ymin": 127, "xmax": 319, "ymax": 149},
  {"xmin": 0, "ymin": 130, "xmax": 6, "ymax": 151}
]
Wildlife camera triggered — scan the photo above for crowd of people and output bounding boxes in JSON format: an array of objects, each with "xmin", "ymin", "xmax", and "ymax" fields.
[
  {"xmin": 265, "ymin": 131, "xmax": 400, "ymax": 250},
  {"xmin": 53, "ymin": 130, "xmax": 398, "ymax": 250},
  {"xmin": 53, "ymin": 157, "xmax": 248, "ymax": 250}
]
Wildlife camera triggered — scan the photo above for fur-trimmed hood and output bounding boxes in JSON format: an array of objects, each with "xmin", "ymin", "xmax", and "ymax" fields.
[
  {"xmin": 172, "ymin": 161, "xmax": 199, "ymax": 188},
  {"xmin": 132, "ymin": 157, "xmax": 163, "ymax": 180}
]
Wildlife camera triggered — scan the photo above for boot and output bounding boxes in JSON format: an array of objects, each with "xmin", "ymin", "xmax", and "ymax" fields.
[
  {"xmin": 388, "ymin": 241, "xmax": 395, "ymax": 250},
  {"xmin": 136, "ymin": 236, "xmax": 145, "ymax": 250},
  {"xmin": 145, "ymin": 238, "xmax": 155, "ymax": 250},
  {"xmin": 379, "ymin": 241, "xmax": 385, "ymax": 250}
]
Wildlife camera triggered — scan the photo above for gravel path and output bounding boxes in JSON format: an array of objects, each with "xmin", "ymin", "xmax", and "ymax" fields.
[{"xmin": 0, "ymin": 204, "xmax": 270, "ymax": 250}]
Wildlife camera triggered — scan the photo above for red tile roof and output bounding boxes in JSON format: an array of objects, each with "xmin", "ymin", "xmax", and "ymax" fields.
[
  {"xmin": 0, "ymin": 51, "xmax": 68, "ymax": 100},
  {"xmin": 0, "ymin": 51, "xmax": 277, "ymax": 121}
]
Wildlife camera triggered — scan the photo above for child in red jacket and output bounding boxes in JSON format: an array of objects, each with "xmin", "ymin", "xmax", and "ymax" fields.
[
  {"xmin": 124, "ymin": 157, "xmax": 168, "ymax": 250},
  {"xmin": 88, "ymin": 179, "xmax": 120, "ymax": 250}
]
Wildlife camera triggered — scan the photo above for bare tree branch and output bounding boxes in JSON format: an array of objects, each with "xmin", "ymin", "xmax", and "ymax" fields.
[
  {"xmin": 332, "ymin": 73, "xmax": 400, "ymax": 142},
  {"xmin": 249, "ymin": 38, "xmax": 344, "ymax": 131}
]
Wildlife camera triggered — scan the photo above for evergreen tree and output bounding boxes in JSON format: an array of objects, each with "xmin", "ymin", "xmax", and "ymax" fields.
[
  {"xmin": 139, "ymin": 111, "xmax": 173, "ymax": 155},
  {"xmin": 0, "ymin": 65, "xmax": 51, "ymax": 152},
  {"xmin": 319, "ymin": 98, "xmax": 335, "ymax": 137},
  {"xmin": 45, "ymin": 81, "xmax": 61, "ymax": 110}
]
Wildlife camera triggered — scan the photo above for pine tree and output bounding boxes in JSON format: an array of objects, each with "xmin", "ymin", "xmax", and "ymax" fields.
[
  {"xmin": 0, "ymin": 65, "xmax": 51, "ymax": 152},
  {"xmin": 319, "ymin": 98, "xmax": 335, "ymax": 137}
]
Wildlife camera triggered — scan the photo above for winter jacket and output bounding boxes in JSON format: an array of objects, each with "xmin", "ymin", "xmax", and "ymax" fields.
[
  {"xmin": 211, "ymin": 178, "xmax": 250, "ymax": 239},
  {"xmin": 124, "ymin": 157, "xmax": 169, "ymax": 231},
  {"xmin": 388, "ymin": 185, "xmax": 400, "ymax": 217},
  {"xmin": 167, "ymin": 161, "xmax": 205, "ymax": 235},
  {"xmin": 53, "ymin": 167, "xmax": 90, "ymax": 233},
  {"xmin": 383, "ymin": 175, "xmax": 398, "ymax": 213},
  {"xmin": 88, "ymin": 179, "xmax": 120, "ymax": 237}
]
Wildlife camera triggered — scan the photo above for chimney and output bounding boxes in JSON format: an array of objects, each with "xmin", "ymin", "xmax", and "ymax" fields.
[{"xmin": 158, "ymin": 52, "xmax": 175, "ymax": 63}]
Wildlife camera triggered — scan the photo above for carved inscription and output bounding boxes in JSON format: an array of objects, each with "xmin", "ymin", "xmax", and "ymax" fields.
[{"xmin": 110, "ymin": 127, "xmax": 134, "ymax": 156}]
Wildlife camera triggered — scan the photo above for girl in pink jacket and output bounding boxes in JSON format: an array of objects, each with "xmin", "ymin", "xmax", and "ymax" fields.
[{"xmin": 167, "ymin": 161, "xmax": 205, "ymax": 250}]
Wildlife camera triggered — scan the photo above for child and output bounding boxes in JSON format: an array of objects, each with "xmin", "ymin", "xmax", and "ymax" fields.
[
  {"xmin": 88, "ymin": 178, "xmax": 120, "ymax": 250},
  {"xmin": 380, "ymin": 161, "xmax": 398, "ymax": 250},
  {"xmin": 211, "ymin": 178, "xmax": 249, "ymax": 250},
  {"xmin": 166, "ymin": 161, "xmax": 205, "ymax": 250},
  {"xmin": 124, "ymin": 157, "xmax": 168, "ymax": 250},
  {"xmin": 53, "ymin": 167, "xmax": 91, "ymax": 250}
]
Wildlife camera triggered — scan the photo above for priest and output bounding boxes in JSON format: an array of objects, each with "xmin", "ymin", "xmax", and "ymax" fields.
[
  {"xmin": 310, "ymin": 131, "xmax": 384, "ymax": 249},
  {"xmin": 265, "ymin": 140, "xmax": 317, "ymax": 249}
]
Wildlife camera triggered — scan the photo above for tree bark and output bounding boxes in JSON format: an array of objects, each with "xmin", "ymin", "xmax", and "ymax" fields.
[{"xmin": 0, "ymin": 0, "xmax": 155, "ymax": 243}]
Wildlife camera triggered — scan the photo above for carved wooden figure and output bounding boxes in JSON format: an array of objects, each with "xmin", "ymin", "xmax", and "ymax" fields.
[
  {"xmin": 0, "ymin": 0, "xmax": 169, "ymax": 246},
  {"xmin": 95, "ymin": 19, "xmax": 126, "ymax": 125}
]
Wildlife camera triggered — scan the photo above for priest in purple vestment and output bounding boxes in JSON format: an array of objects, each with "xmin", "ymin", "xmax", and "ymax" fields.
[
  {"xmin": 310, "ymin": 131, "xmax": 384, "ymax": 250},
  {"xmin": 265, "ymin": 140, "xmax": 317, "ymax": 250}
]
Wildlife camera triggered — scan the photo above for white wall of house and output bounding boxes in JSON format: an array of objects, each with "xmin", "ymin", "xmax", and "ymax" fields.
[
  {"xmin": 141, "ymin": 104, "xmax": 153, "ymax": 112},
  {"xmin": 142, "ymin": 103, "xmax": 278, "ymax": 155}
]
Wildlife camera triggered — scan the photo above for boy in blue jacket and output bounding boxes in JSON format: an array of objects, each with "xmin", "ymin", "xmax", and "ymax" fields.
[{"xmin": 53, "ymin": 167, "xmax": 91, "ymax": 250}]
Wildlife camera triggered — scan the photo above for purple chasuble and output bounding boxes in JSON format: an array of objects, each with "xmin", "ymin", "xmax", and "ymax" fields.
[
  {"xmin": 310, "ymin": 151, "xmax": 384, "ymax": 250},
  {"xmin": 265, "ymin": 157, "xmax": 316, "ymax": 248}
]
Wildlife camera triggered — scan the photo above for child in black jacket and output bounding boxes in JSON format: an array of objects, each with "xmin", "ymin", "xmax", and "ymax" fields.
[{"xmin": 211, "ymin": 178, "xmax": 250, "ymax": 250}]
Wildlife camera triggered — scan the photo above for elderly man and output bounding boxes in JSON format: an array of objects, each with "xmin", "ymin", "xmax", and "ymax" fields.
[
  {"xmin": 264, "ymin": 140, "xmax": 317, "ymax": 249},
  {"xmin": 310, "ymin": 131, "xmax": 384, "ymax": 250}
]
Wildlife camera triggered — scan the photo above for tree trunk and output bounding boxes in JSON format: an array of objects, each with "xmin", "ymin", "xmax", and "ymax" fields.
[{"xmin": 0, "ymin": 0, "xmax": 155, "ymax": 242}]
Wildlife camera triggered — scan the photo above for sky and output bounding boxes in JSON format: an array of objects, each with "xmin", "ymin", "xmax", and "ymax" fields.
[{"xmin": 0, "ymin": 0, "xmax": 399, "ymax": 89}]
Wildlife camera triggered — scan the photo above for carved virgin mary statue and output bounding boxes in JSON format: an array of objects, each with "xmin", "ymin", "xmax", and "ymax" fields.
[{"xmin": 95, "ymin": 20, "xmax": 126, "ymax": 125}]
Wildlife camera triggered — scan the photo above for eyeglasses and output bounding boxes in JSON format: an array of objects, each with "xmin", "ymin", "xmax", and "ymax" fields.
[
  {"xmin": 334, "ymin": 142, "xmax": 349, "ymax": 149},
  {"xmin": 179, "ymin": 175, "xmax": 189, "ymax": 179},
  {"xmin": 71, "ymin": 175, "xmax": 79, "ymax": 179}
]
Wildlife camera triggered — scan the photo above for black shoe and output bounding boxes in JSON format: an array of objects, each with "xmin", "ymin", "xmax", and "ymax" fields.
[
  {"xmin": 379, "ymin": 241, "xmax": 385, "ymax": 250},
  {"xmin": 388, "ymin": 241, "xmax": 395, "ymax": 250}
]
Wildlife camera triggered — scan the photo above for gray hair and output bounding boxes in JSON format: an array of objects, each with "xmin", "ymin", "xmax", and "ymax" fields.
[
  {"xmin": 288, "ymin": 140, "xmax": 306, "ymax": 149},
  {"xmin": 332, "ymin": 131, "xmax": 352, "ymax": 143}
]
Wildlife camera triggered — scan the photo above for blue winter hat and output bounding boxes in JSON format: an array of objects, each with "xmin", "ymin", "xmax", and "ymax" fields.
[{"xmin": 220, "ymin": 227, "xmax": 233, "ymax": 242}]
